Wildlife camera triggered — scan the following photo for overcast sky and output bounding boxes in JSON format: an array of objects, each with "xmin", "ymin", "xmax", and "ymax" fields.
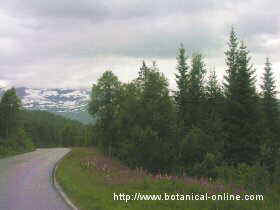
[{"xmin": 0, "ymin": 0, "xmax": 279, "ymax": 90}]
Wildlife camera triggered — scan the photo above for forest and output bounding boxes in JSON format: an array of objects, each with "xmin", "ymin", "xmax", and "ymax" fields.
[
  {"xmin": 88, "ymin": 28, "xmax": 280, "ymax": 192},
  {"xmin": 0, "ymin": 88, "xmax": 93, "ymax": 157},
  {"xmin": 1, "ymin": 27, "xmax": 279, "ymax": 193}
]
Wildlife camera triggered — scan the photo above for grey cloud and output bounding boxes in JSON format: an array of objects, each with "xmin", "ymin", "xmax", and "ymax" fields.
[
  {"xmin": 3, "ymin": 0, "xmax": 109, "ymax": 22},
  {"xmin": 239, "ymin": 14, "xmax": 280, "ymax": 37},
  {"xmin": 4, "ymin": 0, "xmax": 215, "ymax": 20},
  {"xmin": 0, "ymin": 0, "xmax": 279, "ymax": 88}
]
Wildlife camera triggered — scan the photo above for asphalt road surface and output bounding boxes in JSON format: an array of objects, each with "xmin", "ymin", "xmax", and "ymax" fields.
[{"xmin": 0, "ymin": 148, "xmax": 71, "ymax": 210}]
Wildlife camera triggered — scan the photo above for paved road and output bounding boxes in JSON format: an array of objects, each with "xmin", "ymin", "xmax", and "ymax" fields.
[{"xmin": 0, "ymin": 148, "xmax": 71, "ymax": 210}]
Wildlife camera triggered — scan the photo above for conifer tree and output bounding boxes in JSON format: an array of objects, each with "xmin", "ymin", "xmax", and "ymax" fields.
[
  {"xmin": 174, "ymin": 44, "xmax": 189, "ymax": 127},
  {"xmin": 260, "ymin": 57, "xmax": 279, "ymax": 130},
  {"xmin": 138, "ymin": 60, "xmax": 149, "ymax": 82},
  {"xmin": 137, "ymin": 63, "xmax": 177, "ymax": 172},
  {"xmin": 224, "ymin": 27, "xmax": 239, "ymax": 102},
  {"xmin": 188, "ymin": 53, "xmax": 206, "ymax": 125},
  {"xmin": 259, "ymin": 58, "xmax": 280, "ymax": 171},
  {"xmin": 206, "ymin": 69, "xmax": 223, "ymax": 101},
  {"xmin": 205, "ymin": 69, "xmax": 224, "ymax": 119},
  {"xmin": 224, "ymin": 29, "xmax": 257, "ymax": 125},
  {"xmin": 0, "ymin": 87, "xmax": 21, "ymax": 138},
  {"xmin": 235, "ymin": 41, "xmax": 257, "ymax": 122},
  {"xmin": 223, "ymin": 29, "xmax": 260, "ymax": 164}
]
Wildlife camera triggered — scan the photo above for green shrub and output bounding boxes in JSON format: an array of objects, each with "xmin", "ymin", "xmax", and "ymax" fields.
[
  {"xmin": 191, "ymin": 153, "xmax": 218, "ymax": 179},
  {"xmin": 0, "ymin": 128, "xmax": 35, "ymax": 158},
  {"xmin": 216, "ymin": 163, "xmax": 270, "ymax": 193},
  {"xmin": 16, "ymin": 128, "xmax": 35, "ymax": 151}
]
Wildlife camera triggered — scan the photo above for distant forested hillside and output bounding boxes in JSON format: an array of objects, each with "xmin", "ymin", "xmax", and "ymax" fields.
[
  {"xmin": 0, "ymin": 88, "xmax": 93, "ymax": 157},
  {"xmin": 20, "ymin": 110, "xmax": 93, "ymax": 147},
  {"xmin": 53, "ymin": 111, "xmax": 95, "ymax": 125}
]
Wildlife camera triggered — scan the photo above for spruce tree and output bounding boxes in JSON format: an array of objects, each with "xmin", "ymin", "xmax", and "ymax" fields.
[
  {"xmin": 138, "ymin": 60, "xmax": 149, "ymax": 82},
  {"xmin": 260, "ymin": 57, "xmax": 279, "ymax": 128},
  {"xmin": 174, "ymin": 44, "xmax": 189, "ymax": 127},
  {"xmin": 235, "ymin": 41, "xmax": 257, "ymax": 122},
  {"xmin": 206, "ymin": 69, "xmax": 223, "ymax": 102},
  {"xmin": 188, "ymin": 53, "xmax": 206, "ymax": 126},
  {"xmin": 223, "ymin": 29, "xmax": 260, "ymax": 164},
  {"xmin": 205, "ymin": 69, "xmax": 224, "ymax": 119},
  {"xmin": 0, "ymin": 87, "xmax": 21, "ymax": 138},
  {"xmin": 224, "ymin": 27, "xmax": 239, "ymax": 103},
  {"xmin": 260, "ymin": 57, "xmax": 280, "ymax": 171}
]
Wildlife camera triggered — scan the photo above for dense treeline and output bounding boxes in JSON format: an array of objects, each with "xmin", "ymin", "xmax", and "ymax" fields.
[
  {"xmin": 20, "ymin": 110, "xmax": 93, "ymax": 147},
  {"xmin": 0, "ymin": 88, "xmax": 93, "ymax": 157},
  {"xmin": 0, "ymin": 88, "xmax": 34, "ymax": 157},
  {"xmin": 88, "ymin": 28, "xmax": 280, "ymax": 191}
]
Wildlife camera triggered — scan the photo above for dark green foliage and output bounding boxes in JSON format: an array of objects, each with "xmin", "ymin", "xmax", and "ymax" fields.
[
  {"xmin": 20, "ymin": 110, "xmax": 91, "ymax": 147},
  {"xmin": 235, "ymin": 41, "xmax": 258, "ymax": 123},
  {"xmin": 216, "ymin": 163, "xmax": 270, "ymax": 193},
  {"xmin": 88, "ymin": 70, "xmax": 121, "ymax": 156},
  {"xmin": 0, "ymin": 87, "xmax": 21, "ymax": 138},
  {"xmin": 134, "ymin": 65, "xmax": 178, "ymax": 172},
  {"xmin": 205, "ymin": 69, "xmax": 225, "ymax": 120},
  {"xmin": 187, "ymin": 53, "xmax": 207, "ymax": 126},
  {"xmin": 0, "ymin": 88, "xmax": 35, "ymax": 156},
  {"xmin": 53, "ymin": 111, "xmax": 95, "ymax": 124},
  {"xmin": 87, "ymin": 28, "xmax": 280, "ymax": 195},
  {"xmin": 192, "ymin": 152, "xmax": 218, "ymax": 179},
  {"xmin": 0, "ymin": 26, "xmax": 268, "ymax": 196},
  {"xmin": 174, "ymin": 44, "xmax": 189, "ymax": 127},
  {"xmin": 138, "ymin": 60, "xmax": 149, "ymax": 82},
  {"xmin": 206, "ymin": 69, "xmax": 223, "ymax": 100},
  {"xmin": 223, "ymin": 29, "xmax": 262, "ymax": 165},
  {"xmin": 89, "ymin": 66, "xmax": 178, "ymax": 173},
  {"xmin": 2, "ymin": 30, "xmax": 279, "ymax": 198},
  {"xmin": 260, "ymin": 57, "xmax": 279, "ymax": 132},
  {"xmin": 0, "ymin": 128, "xmax": 35, "ymax": 158},
  {"xmin": 223, "ymin": 27, "xmax": 239, "ymax": 101},
  {"xmin": 0, "ymin": 88, "xmax": 91, "ymax": 157},
  {"xmin": 12, "ymin": 128, "xmax": 35, "ymax": 151}
]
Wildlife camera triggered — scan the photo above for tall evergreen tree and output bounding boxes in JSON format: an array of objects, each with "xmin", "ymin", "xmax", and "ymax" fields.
[
  {"xmin": 223, "ymin": 29, "xmax": 260, "ymax": 164},
  {"xmin": 0, "ymin": 87, "xmax": 21, "ymax": 138},
  {"xmin": 138, "ymin": 60, "xmax": 149, "ymax": 82},
  {"xmin": 138, "ymin": 64, "xmax": 177, "ymax": 172},
  {"xmin": 205, "ymin": 69, "xmax": 224, "ymax": 119},
  {"xmin": 223, "ymin": 27, "xmax": 239, "ymax": 116},
  {"xmin": 188, "ymin": 53, "xmax": 206, "ymax": 126},
  {"xmin": 260, "ymin": 57, "xmax": 279, "ymax": 130},
  {"xmin": 174, "ymin": 44, "xmax": 189, "ymax": 127},
  {"xmin": 235, "ymin": 41, "xmax": 257, "ymax": 122},
  {"xmin": 206, "ymin": 69, "xmax": 223, "ymax": 102},
  {"xmin": 259, "ymin": 58, "xmax": 280, "ymax": 171}
]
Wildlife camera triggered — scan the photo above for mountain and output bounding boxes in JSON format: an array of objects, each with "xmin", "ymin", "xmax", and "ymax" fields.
[{"xmin": 0, "ymin": 87, "xmax": 95, "ymax": 124}]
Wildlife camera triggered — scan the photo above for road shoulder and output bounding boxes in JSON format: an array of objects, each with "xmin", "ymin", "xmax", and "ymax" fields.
[{"xmin": 52, "ymin": 150, "xmax": 78, "ymax": 210}]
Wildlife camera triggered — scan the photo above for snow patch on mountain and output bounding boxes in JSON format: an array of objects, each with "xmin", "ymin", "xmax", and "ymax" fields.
[{"xmin": 0, "ymin": 87, "xmax": 91, "ymax": 112}]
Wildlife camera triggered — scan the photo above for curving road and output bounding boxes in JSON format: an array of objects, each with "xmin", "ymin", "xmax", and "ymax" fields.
[{"xmin": 0, "ymin": 148, "xmax": 71, "ymax": 210}]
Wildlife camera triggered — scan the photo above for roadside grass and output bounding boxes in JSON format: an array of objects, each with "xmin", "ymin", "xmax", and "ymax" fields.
[
  {"xmin": 56, "ymin": 147, "xmax": 279, "ymax": 210},
  {"xmin": 0, "ymin": 147, "xmax": 36, "ymax": 159},
  {"xmin": 0, "ymin": 150, "xmax": 22, "ymax": 159},
  {"xmin": 0, "ymin": 146, "xmax": 35, "ymax": 159},
  {"xmin": 0, "ymin": 136, "xmax": 35, "ymax": 159}
]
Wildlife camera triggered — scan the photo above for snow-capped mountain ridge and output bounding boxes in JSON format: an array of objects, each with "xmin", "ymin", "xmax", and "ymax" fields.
[{"xmin": 0, "ymin": 87, "xmax": 91, "ymax": 112}]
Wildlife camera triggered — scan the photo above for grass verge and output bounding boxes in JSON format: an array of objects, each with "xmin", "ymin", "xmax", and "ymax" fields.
[
  {"xmin": 0, "ymin": 147, "xmax": 35, "ymax": 159},
  {"xmin": 56, "ymin": 147, "xmax": 279, "ymax": 210}
]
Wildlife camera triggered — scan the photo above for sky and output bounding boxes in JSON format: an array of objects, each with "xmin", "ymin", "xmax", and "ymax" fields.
[{"xmin": 0, "ymin": 0, "xmax": 279, "ymax": 90}]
